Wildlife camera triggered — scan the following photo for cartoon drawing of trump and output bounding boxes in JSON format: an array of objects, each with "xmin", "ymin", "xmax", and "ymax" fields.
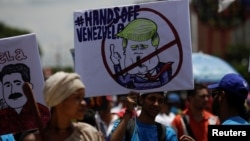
[{"xmin": 110, "ymin": 18, "xmax": 174, "ymax": 90}]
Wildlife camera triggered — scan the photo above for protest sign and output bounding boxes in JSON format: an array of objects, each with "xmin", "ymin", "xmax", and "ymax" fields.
[
  {"xmin": 74, "ymin": 0, "xmax": 193, "ymax": 97},
  {"xmin": 0, "ymin": 33, "xmax": 49, "ymax": 135}
]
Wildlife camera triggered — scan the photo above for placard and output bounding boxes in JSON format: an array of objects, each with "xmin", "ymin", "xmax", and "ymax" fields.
[
  {"xmin": 0, "ymin": 34, "xmax": 49, "ymax": 135},
  {"xmin": 74, "ymin": 0, "xmax": 193, "ymax": 97}
]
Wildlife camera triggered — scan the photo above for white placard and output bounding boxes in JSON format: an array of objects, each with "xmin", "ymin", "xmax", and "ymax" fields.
[
  {"xmin": 74, "ymin": 0, "xmax": 193, "ymax": 97},
  {"xmin": 0, "ymin": 33, "xmax": 48, "ymax": 135}
]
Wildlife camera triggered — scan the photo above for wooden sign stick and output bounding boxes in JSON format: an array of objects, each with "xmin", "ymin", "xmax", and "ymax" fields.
[{"xmin": 22, "ymin": 82, "xmax": 46, "ymax": 140}]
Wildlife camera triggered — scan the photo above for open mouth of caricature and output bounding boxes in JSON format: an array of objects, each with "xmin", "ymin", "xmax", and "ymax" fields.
[{"xmin": 9, "ymin": 93, "xmax": 23, "ymax": 99}]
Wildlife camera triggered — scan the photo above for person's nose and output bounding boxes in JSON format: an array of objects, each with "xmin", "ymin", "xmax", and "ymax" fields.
[
  {"xmin": 154, "ymin": 101, "xmax": 159, "ymax": 106},
  {"xmin": 81, "ymin": 99, "xmax": 87, "ymax": 106},
  {"xmin": 153, "ymin": 99, "xmax": 162, "ymax": 106},
  {"xmin": 202, "ymin": 95, "xmax": 210, "ymax": 103}
]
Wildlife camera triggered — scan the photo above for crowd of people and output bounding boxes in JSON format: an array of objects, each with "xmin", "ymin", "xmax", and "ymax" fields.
[{"xmin": 0, "ymin": 71, "xmax": 250, "ymax": 141}]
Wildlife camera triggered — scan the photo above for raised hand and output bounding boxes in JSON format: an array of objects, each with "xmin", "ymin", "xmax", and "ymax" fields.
[
  {"xmin": 126, "ymin": 91, "xmax": 138, "ymax": 111},
  {"xmin": 110, "ymin": 44, "xmax": 121, "ymax": 65}
]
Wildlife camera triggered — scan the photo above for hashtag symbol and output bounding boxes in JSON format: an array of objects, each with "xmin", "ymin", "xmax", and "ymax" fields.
[{"xmin": 75, "ymin": 16, "xmax": 84, "ymax": 27}]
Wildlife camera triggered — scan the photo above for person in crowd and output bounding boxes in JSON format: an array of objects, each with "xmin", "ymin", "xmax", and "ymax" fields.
[
  {"xmin": 155, "ymin": 92, "xmax": 177, "ymax": 127},
  {"xmin": 84, "ymin": 95, "xmax": 119, "ymax": 140},
  {"xmin": 171, "ymin": 83, "xmax": 220, "ymax": 141},
  {"xmin": 245, "ymin": 92, "xmax": 250, "ymax": 123},
  {"xmin": 34, "ymin": 71, "xmax": 104, "ymax": 141},
  {"xmin": 78, "ymin": 107, "xmax": 98, "ymax": 128},
  {"xmin": 167, "ymin": 92, "xmax": 182, "ymax": 115},
  {"xmin": 208, "ymin": 73, "xmax": 250, "ymax": 125},
  {"xmin": 111, "ymin": 94, "xmax": 127, "ymax": 115},
  {"xmin": 110, "ymin": 91, "xmax": 178, "ymax": 141},
  {"xmin": 42, "ymin": 67, "xmax": 53, "ymax": 80},
  {"xmin": 94, "ymin": 96, "xmax": 120, "ymax": 141}
]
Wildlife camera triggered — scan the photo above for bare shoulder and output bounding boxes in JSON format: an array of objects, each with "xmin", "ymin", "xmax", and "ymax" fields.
[
  {"xmin": 73, "ymin": 122, "xmax": 101, "ymax": 134},
  {"xmin": 74, "ymin": 122, "xmax": 98, "ymax": 131}
]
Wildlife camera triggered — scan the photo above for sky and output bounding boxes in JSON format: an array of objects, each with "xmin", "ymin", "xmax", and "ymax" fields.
[{"xmin": 0, "ymin": 0, "xmax": 144, "ymax": 68}]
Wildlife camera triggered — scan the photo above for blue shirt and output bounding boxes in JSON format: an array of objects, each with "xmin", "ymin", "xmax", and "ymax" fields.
[
  {"xmin": 0, "ymin": 134, "xmax": 15, "ymax": 141},
  {"xmin": 222, "ymin": 116, "xmax": 249, "ymax": 125},
  {"xmin": 112, "ymin": 119, "xmax": 178, "ymax": 141}
]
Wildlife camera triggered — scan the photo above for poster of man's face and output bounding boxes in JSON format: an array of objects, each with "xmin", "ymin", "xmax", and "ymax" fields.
[
  {"xmin": 0, "ymin": 33, "xmax": 49, "ymax": 135},
  {"xmin": 3, "ymin": 72, "xmax": 27, "ymax": 109}
]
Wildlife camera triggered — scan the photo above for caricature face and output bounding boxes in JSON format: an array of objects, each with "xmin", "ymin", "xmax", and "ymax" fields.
[
  {"xmin": 2, "ymin": 73, "xmax": 27, "ymax": 109},
  {"xmin": 125, "ymin": 40, "xmax": 159, "ymax": 74}
]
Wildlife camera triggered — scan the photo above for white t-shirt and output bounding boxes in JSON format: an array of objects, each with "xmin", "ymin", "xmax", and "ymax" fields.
[{"xmin": 155, "ymin": 112, "xmax": 176, "ymax": 127}]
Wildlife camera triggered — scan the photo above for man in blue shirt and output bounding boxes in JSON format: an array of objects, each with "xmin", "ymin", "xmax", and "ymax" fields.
[
  {"xmin": 208, "ymin": 73, "xmax": 250, "ymax": 125},
  {"xmin": 110, "ymin": 91, "xmax": 178, "ymax": 141}
]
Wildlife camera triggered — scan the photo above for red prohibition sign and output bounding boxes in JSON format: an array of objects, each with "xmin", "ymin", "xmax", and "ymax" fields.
[{"xmin": 101, "ymin": 7, "xmax": 183, "ymax": 84}]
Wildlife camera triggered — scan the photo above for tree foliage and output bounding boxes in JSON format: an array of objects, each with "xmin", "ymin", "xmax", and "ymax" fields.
[
  {"xmin": 192, "ymin": 0, "xmax": 249, "ymax": 30},
  {"xmin": 0, "ymin": 22, "xmax": 43, "ymax": 56}
]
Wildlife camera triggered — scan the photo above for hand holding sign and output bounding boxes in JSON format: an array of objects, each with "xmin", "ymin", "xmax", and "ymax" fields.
[
  {"xmin": 110, "ymin": 44, "xmax": 121, "ymax": 65},
  {"xmin": 126, "ymin": 91, "xmax": 138, "ymax": 110},
  {"xmin": 125, "ymin": 91, "xmax": 138, "ymax": 118}
]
